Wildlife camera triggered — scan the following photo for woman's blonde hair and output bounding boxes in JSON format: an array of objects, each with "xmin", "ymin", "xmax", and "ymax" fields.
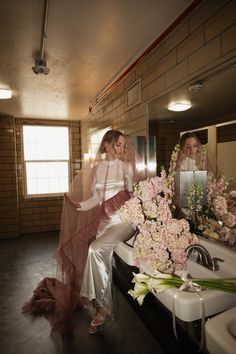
[
  {"xmin": 99, "ymin": 129, "xmax": 125, "ymax": 154},
  {"xmin": 179, "ymin": 132, "xmax": 201, "ymax": 151}
]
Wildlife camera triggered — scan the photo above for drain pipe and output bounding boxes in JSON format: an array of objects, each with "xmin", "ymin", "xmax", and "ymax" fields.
[
  {"xmin": 40, "ymin": 0, "xmax": 50, "ymax": 62},
  {"xmin": 32, "ymin": 0, "xmax": 50, "ymax": 75}
]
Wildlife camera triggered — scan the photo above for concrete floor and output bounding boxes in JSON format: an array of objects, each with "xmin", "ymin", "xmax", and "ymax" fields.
[{"xmin": 0, "ymin": 232, "xmax": 165, "ymax": 354}]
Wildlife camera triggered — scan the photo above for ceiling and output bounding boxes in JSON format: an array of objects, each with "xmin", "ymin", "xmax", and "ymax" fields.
[{"xmin": 0, "ymin": 0, "xmax": 193, "ymax": 121}]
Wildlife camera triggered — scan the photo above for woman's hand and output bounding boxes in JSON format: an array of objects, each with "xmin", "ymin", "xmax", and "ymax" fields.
[
  {"xmin": 64, "ymin": 193, "xmax": 81, "ymax": 209},
  {"xmin": 76, "ymin": 203, "xmax": 82, "ymax": 211}
]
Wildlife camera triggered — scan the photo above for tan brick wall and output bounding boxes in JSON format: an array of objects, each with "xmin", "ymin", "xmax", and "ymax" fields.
[
  {"xmin": 81, "ymin": 0, "xmax": 236, "ymax": 155},
  {"xmin": 188, "ymin": 37, "xmax": 221, "ymax": 74},
  {"xmin": 205, "ymin": 0, "xmax": 236, "ymax": 42},
  {"xmin": 222, "ymin": 22, "xmax": 236, "ymax": 55},
  {"xmin": 0, "ymin": 118, "xmax": 81, "ymax": 238},
  {"xmin": 0, "ymin": 116, "xmax": 19, "ymax": 238}
]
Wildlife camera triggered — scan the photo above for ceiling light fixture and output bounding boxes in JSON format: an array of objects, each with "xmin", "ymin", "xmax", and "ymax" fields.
[
  {"xmin": 0, "ymin": 89, "xmax": 12, "ymax": 99},
  {"xmin": 168, "ymin": 102, "xmax": 191, "ymax": 112}
]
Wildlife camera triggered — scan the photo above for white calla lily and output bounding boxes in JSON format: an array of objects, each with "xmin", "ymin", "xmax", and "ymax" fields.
[
  {"xmin": 147, "ymin": 278, "xmax": 173, "ymax": 293},
  {"xmin": 128, "ymin": 281, "xmax": 149, "ymax": 305},
  {"xmin": 153, "ymin": 271, "xmax": 172, "ymax": 279},
  {"xmin": 132, "ymin": 272, "xmax": 151, "ymax": 283}
]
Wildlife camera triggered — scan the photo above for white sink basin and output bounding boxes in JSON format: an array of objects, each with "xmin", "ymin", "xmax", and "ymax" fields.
[
  {"xmin": 114, "ymin": 240, "xmax": 135, "ymax": 266},
  {"xmin": 114, "ymin": 236, "xmax": 236, "ymax": 322},
  {"xmin": 205, "ymin": 306, "xmax": 236, "ymax": 354}
]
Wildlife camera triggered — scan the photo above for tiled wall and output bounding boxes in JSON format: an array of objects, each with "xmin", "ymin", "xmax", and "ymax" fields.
[
  {"xmin": 0, "ymin": 117, "xmax": 81, "ymax": 238},
  {"xmin": 0, "ymin": 117, "xmax": 18, "ymax": 238},
  {"xmin": 81, "ymin": 0, "xmax": 236, "ymax": 155}
]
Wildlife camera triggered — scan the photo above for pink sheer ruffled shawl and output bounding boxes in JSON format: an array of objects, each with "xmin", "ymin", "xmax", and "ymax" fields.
[{"xmin": 22, "ymin": 189, "xmax": 131, "ymax": 335}]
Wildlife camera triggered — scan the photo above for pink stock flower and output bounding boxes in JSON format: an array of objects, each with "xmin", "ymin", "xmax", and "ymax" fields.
[
  {"xmin": 119, "ymin": 197, "xmax": 144, "ymax": 226},
  {"xmin": 206, "ymin": 174, "xmax": 236, "ymax": 245},
  {"xmin": 222, "ymin": 212, "xmax": 236, "ymax": 228},
  {"xmin": 119, "ymin": 172, "xmax": 198, "ymax": 274},
  {"xmin": 229, "ymin": 190, "xmax": 236, "ymax": 199},
  {"xmin": 213, "ymin": 196, "xmax": 228, "ymax": 216}
]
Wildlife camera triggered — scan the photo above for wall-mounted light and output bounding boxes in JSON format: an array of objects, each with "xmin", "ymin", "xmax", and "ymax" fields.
[
  {"xmin": 168, "ymin": 102, "xmax": 191, "ymax": 112},
  {"xmin": 0, "ymin": 89, "xmax": 12, "ymax": 99}
]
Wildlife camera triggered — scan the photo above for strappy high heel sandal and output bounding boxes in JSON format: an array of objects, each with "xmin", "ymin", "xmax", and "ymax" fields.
[{"xmin": 89, "ymin": 307, "xmax": 107, "ymax": 335}]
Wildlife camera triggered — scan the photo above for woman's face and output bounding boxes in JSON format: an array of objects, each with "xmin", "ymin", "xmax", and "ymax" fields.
[
  {"xmin": 105, "ymin": 135, "xmax": 126, "ymax": 160},
  {"xmin": 183, "ymin": 137, "xmax": 199, "ymax": 159}
]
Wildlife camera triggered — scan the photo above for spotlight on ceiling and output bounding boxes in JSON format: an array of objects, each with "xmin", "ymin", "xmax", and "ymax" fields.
[
  {"xmin": 0, "ymin": 89, "xmax": 12, "ymax": 99},
  {"xmin": 189, "ymin": 81, "xmax": 204, "ymax": 92},
  {"xmin": 168, "ymin": 102, "xmax": 191, "ymax": 112}
]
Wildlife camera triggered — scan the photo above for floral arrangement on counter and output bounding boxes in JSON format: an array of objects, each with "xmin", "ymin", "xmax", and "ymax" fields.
[
  {"xmin": 119, "ymin": 143, "xmax": 236, "ymax": 352},
  {"xmin": 119, "ymin": 143, "xmax": 235, "ymax": 276},
  {"xmin": 119, "ymin": 169, "xmax": 198, "ymax": 274},
  {"xmin": 119, "ymin": 145, "xmax": 236, "ymax": 274}
]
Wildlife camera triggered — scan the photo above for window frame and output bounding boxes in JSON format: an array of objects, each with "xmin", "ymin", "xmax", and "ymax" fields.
[{"xmin": 22, "ymin": 123, "xmax": 71, "ymax": 198}]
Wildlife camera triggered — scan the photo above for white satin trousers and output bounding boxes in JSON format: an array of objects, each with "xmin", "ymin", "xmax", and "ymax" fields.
[{"xmin": 80, "ymin": 212, "xmax": 135, "ymax": 315}]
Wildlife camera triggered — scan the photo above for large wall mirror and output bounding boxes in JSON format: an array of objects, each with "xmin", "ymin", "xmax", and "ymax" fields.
[{"xmin": 147, "ymin": 58, "xmax": 236, "ymax": 191}]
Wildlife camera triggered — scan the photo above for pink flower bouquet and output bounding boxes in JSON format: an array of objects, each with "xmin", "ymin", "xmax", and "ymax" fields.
[{"xmin": 119, "ymin": 170, "xmax": 198, "ymax": 274}]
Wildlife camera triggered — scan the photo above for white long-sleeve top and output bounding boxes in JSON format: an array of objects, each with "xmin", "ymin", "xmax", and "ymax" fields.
[{"xmin": 78, "ymin": 159, "xmax": 133, "ymax": 211}]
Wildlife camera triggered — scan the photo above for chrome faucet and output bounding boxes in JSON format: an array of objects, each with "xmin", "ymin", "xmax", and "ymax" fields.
[{"xmin": 186, "ymin": 244, "xmax": 224, "ymax": 271}]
